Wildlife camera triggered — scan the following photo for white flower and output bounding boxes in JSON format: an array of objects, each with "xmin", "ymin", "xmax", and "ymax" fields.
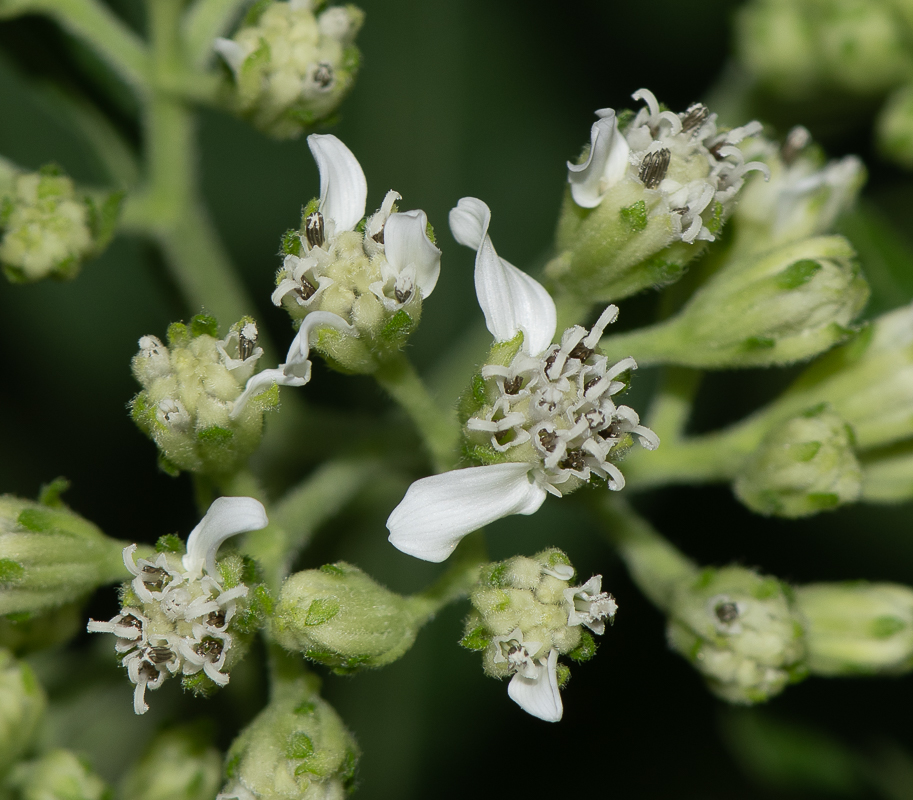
[
  {"xmin": 88, "ymin": 497, "xmax": 268, "ymax": 714},
  {"xmin": 386, "ymin": 198, "xmax": 658, "ymax": 562},
  {"xmin": 568, "ymin": 89, "xmax": 768, "ymax": 243},
  {"xmin": 490, "ymin": 629, "xmax": 562, "ymax": 722},
  {"xmin": 564, "ymin": 575, "xmax": 618, "ymax": 635}
]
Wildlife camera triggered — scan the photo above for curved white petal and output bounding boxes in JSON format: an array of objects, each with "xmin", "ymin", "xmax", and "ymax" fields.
[
  {"xmin": 307, "ymin": 134, "xmax": 367, "ymax": 232},
  {"xmin": 450, "ymin": 198, "xmax": 556, "ymax": 353},
  {"xmin": 449, "ymin": 196, "xmax": 491, "ymax": 250},
  {"xmin": 183, "ymin": 497, "xmax": 268, "ymax": 577},
  {"xmin": 568, "ymin": 109, "xmax": 630, "ymax": 209},
  {"xmin": 507, "ymin": 648, "xmax": 563, "ymax": 722},
  {"xmin": 387, "ymin": 462, "xmax": 547, "ymax": 563},
  {"xmin": 214, "ymin": 38, "xmax": 245, "ymax": 74},
  {"xmin": 384, "ymin": 210, "xmax": 442, "ymax": 298},
  {"xmin": 286, "ymin": 310, "xmax": 354, "ymax": 368}
]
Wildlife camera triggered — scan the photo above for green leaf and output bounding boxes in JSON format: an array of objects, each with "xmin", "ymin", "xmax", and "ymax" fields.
[
  {"xmin": 191, "ymin": 314, "xmax": 219, "ymax": 338},
  {"xmin": 0, "ymin": 559, "xmax": 24, "ymax": 585},
  {"xmin": 155, "ymin": 534, "xmax": 183, "ymax": 554},
  {"xmin": 286, "ymin": 732, "xmax": 314, "ymax": 760},
  {"xmin": 620, "ymin": 200, "xmax": 648, "ymax": 233},
  {"xmin": 38, "ymin": 477, "xmax": 70, "ymax": 508},
  {"xmin": 304, "ymin": 598, "xmax": 339, "ymax": 626},
  {"xmin": 778, "ymin": 259, "xmax": 822, "ymax": 290}
]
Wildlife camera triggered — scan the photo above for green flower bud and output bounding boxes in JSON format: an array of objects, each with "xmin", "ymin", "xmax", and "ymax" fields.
[
  {"xmin": 130, "ymin": 316, "xmax": 276, "ymax": 477},
  {"xmin": 860, "ymin": 440, "xmax": 913, "ymax": 503},
  {"xmin": 119, "ymin": 725, "xmax": 221, "ymax": 800},
  {"xmin": 271, "ymin": 562, "xmax": 424, "ymax": 672},
  {"xmin": 796, "ymin": 582, "xmax": 913, "ymax": 675},
  {"xmin": 0, "ymin": 494, "xmax": 126, "ymax": 618},
  {"xmin": 734, "ymin": 129, "xmax": 865, "ymax": 253},
  {"xmin": 877, "ymin": 83, "xmax": 913, "ymax": 169},
  {"xmin": 0, "ymin": 161, "xmax": 121, "ymax": 284},
  {"xmin": 734, "ymin": 404, "xmax": 862, "ymax": 518},
  {"xmin": 6, "ymin": 749, "xmax": 107, "ymax": 800},
  {"xmin": 461, "ymin": 549, "xmax": 613, "ymax": 721},
  {"xmin": 546, "ymin": 90, "xmax": 765, "ymax": 304},
  {"xmin": 666, "ymin": 567, "xmax": 807, "ymax": 704},
  {"xmin": 621, "ymin": 235, "xmax": 868, "ymax": 368},
  {"xmin": 215, "ymin": 1, "xmax": 364, "ymax": 139},
  {"xmin": 219, "ymin": 674, "xmax": 357, "ymax": 799},
  {"xmin": 0, "ymin": 648, "xmax": 46, "ymax": 775},
  {"xmin": 0, "ymin": 601, "xmax": 84, "ymax": 655}
]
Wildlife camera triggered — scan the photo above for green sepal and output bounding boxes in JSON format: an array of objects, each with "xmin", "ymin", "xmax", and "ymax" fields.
[
  {"xmin": 190, "ymin": 314, "xmax": 219, "ymax": 338},
  {"xmin": 155, "ymin": 534, "xmax": 183, "ymax": 554},
  {"xmin": 37, "ymin": 478, "xmax": 70, "ymax": 509}
]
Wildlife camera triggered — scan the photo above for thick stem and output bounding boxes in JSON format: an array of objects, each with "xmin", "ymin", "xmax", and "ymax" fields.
[
  {"xmin": 183, "ymin": 0, "xmax": 250, "ymax": 68},
  {"xmin": 375, "ymin": 351, "xmax": 461, "ymax": 473},
  {"xmin": 599, "ymin": 317, "xmax": 684, "ymax": 366},
  {"xmin": 645, "ymin": 366, "xmax": 702, "ymax": 444},
  {"xmin": 594, "ymin": 497, "xmax": 696, "ymax": 611},
  {"xmin": 406, "ymin": 531, "xmax": 488, "ymax": 623}
]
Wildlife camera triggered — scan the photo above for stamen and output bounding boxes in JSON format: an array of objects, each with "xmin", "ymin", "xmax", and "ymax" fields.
[
  {"xmin": 140, "ymin": 566, "xmax": 167, "ymax": 590},
  {"xmin": 305, "ymin": 212, "xmax": 325, "ymax": 249},
  {"xmin": 196, "ymin": 638, "xmax": 224, "ymax": 659},
  {"xmin": 680, "ymin": 103, "xmax": 709, "ymax": 134},
  {"xmin": 715, "ymin": 601, "xmax": 739, "ymax": 624},
  {"xmin": 372, "ymin": 227, "xmax": 385, "ymax": 245},
  {"xmin": 239, "ymin": 324, "xmax": 258, "ymax": 360},
  {"xmin": 148, "ymin": 646, "xmax": 173, "ymax": 665},
  {"xmin": 559, "ymin": 450, "xmax": 587, "ymax": 472},
  {"xmin": 781, "ymin": 126, "xmax": 811, "ymax": 166},
  {"xmin": 208, "ymin": 610, "xmax": 226, "ymax": 628},
  {"xmin": 503, "ymin": 376, "xmax": 523, "ymax": 395},
  {"xmin": 639, "ymin": 149, "xmax": 671, "ymax": 189},
  {"xmin": 394, "ymin": 286, "xmax": 412, "ymax": 304},
  {"xmin": 296, "ymin": 277, "xmax": 317, "ymax": 301},
  {"xmin": 312, "ymin": 62, "xmax": 335, "ymax": 90},
  {"xmin": 538, "ymin": 429, "xmax": 559, "ymax": 452}
]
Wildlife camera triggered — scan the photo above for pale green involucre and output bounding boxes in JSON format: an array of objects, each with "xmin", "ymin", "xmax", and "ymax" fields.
[
  {"xmin": 6, "ymin": 749, "xmax": 108, "ymax": 800},
  {"xmin": 0, "ymin": 648, "xmax": 46, "ymax": 776}
]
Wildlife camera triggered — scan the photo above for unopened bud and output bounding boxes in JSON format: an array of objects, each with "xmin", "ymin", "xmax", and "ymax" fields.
[
  {"xmin": 734, "ymin": 404, "xmax": 862, "ymax": 518},
  {"xmin": 796, "ymin": 582, "xmax": 913, "ymax": 675},
  {"xmin": 0, "ymin": 648, "xmax": 46, "ymax": 774},
  {"xmin": 6, "ymin": 749, "xmax": 108, "ymax": 800},
  {"xmin": 215, "ymin": 1, "xmax": 364, "ymax": 139},
  {"xmin": 667, "ymin": 566, "xmax": 807, "ymax": 704},
  {"xmin": 0, "ymin": 161, "xmax": 121, "ymax": 283},
  {"xmin": 271, "ymin": 563, "xmax": 422, "ymax": 672},
  {"xmin": 877, "ymin": 84, "xmax": 913, "ymax": 169},
  {"xmin": 119, "ymin": 725, "xmax": 221, "ymax": 800},
  {"xmin": 218, "ymin": 674, "xmax": 357, "ymax": 800}
]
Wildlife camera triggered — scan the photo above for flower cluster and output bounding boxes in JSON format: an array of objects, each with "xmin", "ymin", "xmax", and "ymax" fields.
[
  {"xmin": 461, "ymin": 550, "xmax": 616, "ymax": 722},
  {"xmin": 88, "ymin": 498, "xmax": 268, "ymax": 715}
]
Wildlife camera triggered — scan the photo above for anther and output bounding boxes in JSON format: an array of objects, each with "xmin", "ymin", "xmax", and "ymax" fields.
[
  {"xmin": 568, "ymin": 342, "xmax": 594, "ymax": 362},
  {"xmin": 680, "ymin": 103, "xmax": 709, "ymax": 134},
  {"xmin": 559, "ymin": 449, "xmax": 587, "ymax": 472},
  {"xmin": 207, "ymin": 610, "xmax": 226, "ymax": 629},
  {"xmin": 239, "ymin": 325, "xmax": 257, "ymax": 361},
  {"xmin": 639, "ymin": 149, "xmax": 671, "ymax": 189},
  {"xmin": 714, "ymin": 601, "xmax": 740, "ymax": 625},
  {"xmin": 503, "ymin": 376, "xmax": 523, "ymax": 395},
  {"xmin": 295, "ymin": 277, "xmax": 317, "ymax": 301},
  {"xmin": 781, "ymin": 126, "xmax": 811, "ymax": 166},
  {"xmin": 148, "ymin": 646, "xmax": 173, "ymax": 665},
  {"xmin": 538, "ymin": 429, "xmax": 559, "ymax": 453},
  {"xmin": 394, "ymin": 286, "xmax": 412, "ymax": 304},
  {"xmin": 313, "ymin": 62, "xmax": 334, "ymax": 90},
  {"xmin": 305, "ymin": 212, "xmax": 325, "ymax": 249},
  {"xmin": 372, "ymin": 227, "xmax": 385, "ymax": 245},
  {"xmin": 196, "ymin": 638, "xmax": 224, "ymax": 659},
  {"xmin": 140, "ymin": 566, "xmax": 167, "ymax": 590}
]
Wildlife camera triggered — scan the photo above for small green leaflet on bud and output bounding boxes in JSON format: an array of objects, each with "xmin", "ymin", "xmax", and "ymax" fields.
[
  {"xmin": 271, "ymin": 562, "xmax": 422, "ymax": 672},
  {"xmin": 620, "ymin": 235, "xmax": 868, "ymax": 368},
  {"xmin": 0, "ymin": 493, "xmax": 127, "ymax": 620},
  {"xmin": 666, "ymin": 566, "xmax": 807, "ymax": 704},
  {"xmin": 545, "ymin": 89, "xmax": 768, "ymax": 303},
  {"xmin": 119, "ymin": 725, "xmax": 222, "ymax": 800},
  {"xmin": 272, "ymin": 135, "xmax": 441, "ymax": 374},
  {"xmin": 461, "ymin": 549, "xmax": 614, "ymax": 722},
  {"xmin": 87, "ymin": 497, "xmax": 270, "ymax": 715},
  {"xmin": 214, "ymin": 0, "xmax": 364, "ymax": 139},
  {"xmin": 0, "ymin": 159, "xmax": 121, "ymax": 284},
  {"xmin": 217, "ymin": 673, "xmax": 358, "ymax": 800},
  {"xmin": 734, "ymin": 127, "xmax": 865, "ymax": 252},
  {"xmin": 130, "ymin": 316, "xmax": 277, "ymax": 478},
  {"xmin": 0, "ymin": 648, "xmax": 46, "ymax": 775},
  {"xmin": 6, "ymin": 749, "xmax": 108, "ymax": 800},
  {"xmin": 734, "ymin": 404, "xmax": 862, "ymax": 518},
  {"xmin": 877, "ymin": 83, "xmax": 913, "ymax": 169},
  {"xmin": 796, "ymin": 581, "xmax": 913, "ymax": 676}
]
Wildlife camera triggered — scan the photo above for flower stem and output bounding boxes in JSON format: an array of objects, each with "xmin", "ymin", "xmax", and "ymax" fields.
[
  {"xmin": 645, "ymin": 366, "xmax": 702, "ymax": 444},
  {"xmin": 406, "ymin": 531, "xmax": 488, "ymax": 623},
  {"xmin": 599, "ymin": 317, "xmax": 684, "ymax": 366},
  {"xmin": 375, "ymin": 351, "xmax": 461, "ymax": 472},
  {"xmin": 593, "ymin": 497, "xmax": 695, "ymax": 611},
  {"xmin": 182, "ymin": 0, "xmax": 251, "ymax": 68}
]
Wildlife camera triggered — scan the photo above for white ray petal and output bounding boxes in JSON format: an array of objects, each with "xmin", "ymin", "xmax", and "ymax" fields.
[
  {"xmin": 507, "ymin": 648, "xmax": 563, "ymax": 722},
  {"xmin": 449, "ymin": 196, "xmax": 491, "ymax": 250},
  {"xmin": 387, "ymin": 462, "xmax": 547, "ymax": 562},
  {"xmin": 307, "ymin": 134, "xmax": 367, "ymax": 232},
  {"xmin": 384, "ymin": 210, "xmax": 442, "ymax": 298},
  {"xmin": 568, "ymin": 108, "xmax": 630, "ymax": 208},
  {"xmin": 183, "ymin": 497, "xmax": 268, "ymax": 577}
]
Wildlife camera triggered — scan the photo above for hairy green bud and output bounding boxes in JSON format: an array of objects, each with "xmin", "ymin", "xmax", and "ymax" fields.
[
  {"xmin": 219, "ymin": 674, "xmax": 358, "ymax": 799},
  {"xmin": 667, "ymin": 567, "xmax": 807, "ymax": 704},
  {"xmin": 130, "ymin": 318, "xmax": 274, "ymax": 477},
  {"xmin": 215, "ymin": 1, "xmax": 364, "ymax": 139},
  {"xmin": 0, "ymin": 494, "xmax": 126, "ymax": 618},
  {"xmin": 119, "ymin": 725, "xmax": 221, "ymax": 800},
  {"xmin": 877, "ymin": 83, "xmax": 913, "ymax": 169},
  {"xmin": 271, "ymin": 562, "xmax": 423, "ymax": 672},
  {"xmin": 796, "ymin": 582, "xmax": 913, "ymax": 675},
  {"xmin": 0, "ymin": 648, "xmax": 45, "ymax": 775},
  {"xmin": 0, "ymin": 160, "xmax": 120, "ymax": 284},
  {"xmin": 734, "ymin": 404, "xmax": 862, "ymax": 518},
  {"xmin": 6, "ymin": 749, "xmax": 107, "ymax": 800}
]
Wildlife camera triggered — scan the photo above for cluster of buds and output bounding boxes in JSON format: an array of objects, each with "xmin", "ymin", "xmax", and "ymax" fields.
[
  {"xmin": 215, "ymin": 0, "xmax": 364, "ymax": 139},
  {"xmin": 217, "ymin": 673, "xmax": 358, "ymax": 800},
  {"xmin": 130, "ymin": 315, "xmax": 275, "ymax": 478},
  {"xmin": 0, "ymin": 160, "xmax": 120, "ymax": 283},
  {"xmin": 271, "ymin": 562, "xmax": 425, "ymax": 673},
  {"xmin": 545, "ymin": 89, "xmax": 767, "ymax": 303},
  {"xmin": 120, "ymin": 725, "xmax": 222, "ymax": 800},
  {"xmin": 461, "ymin": 549, "xmax": 616, "ymax": 722},
  {"xmin": 666, "ymin": 566, "xmax": 807, "ymax": 704},
  {"xmin": 0, "ymin": 648, "xmax": 45, "ymax": 775},
  {"xmin": 6, "ymin": 749, "xmax": 108, "ymax": 800},
  {"xmin": 87, "ymin": 498, "xmax": 269, "ymax": 714},
  {"xmin": 271, "ymin": 134, "xmax": 441, "ymax": 373}
]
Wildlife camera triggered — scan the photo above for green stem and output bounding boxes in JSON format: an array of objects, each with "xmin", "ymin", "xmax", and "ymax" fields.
[
  {"xmin": 599, "ymin": 317, "xmax": 683, "ymax": 366},
  {"xmin": 0, "ymin": 0, "xmax": 150, "ymax": 90},
  {"xmin": 183, "ymin": 0, "xmax": 250, "ymax": 68},
  {"xmin": 645, "ymin": 366, "xmax": 702, "ymax": 444},
  {"xmin": 593, "ymin": 497, "xmax": 696, "ymax": 611},
  {"xmin": 406, "ymin": 531, "xmax": 487, "ymax": 623},
  {"xmin": 375, "ymin": 351, "xmax": 461, "ymax": 472},
  {"xmin": 553, "ymin": 289, "xmax": 593, "ymax": 332}
]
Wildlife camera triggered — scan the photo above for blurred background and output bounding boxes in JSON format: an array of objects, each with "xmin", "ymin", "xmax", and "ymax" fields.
[{"xmin": 4, "ymin": 0, "xmax": 913, "ymax": 796}]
